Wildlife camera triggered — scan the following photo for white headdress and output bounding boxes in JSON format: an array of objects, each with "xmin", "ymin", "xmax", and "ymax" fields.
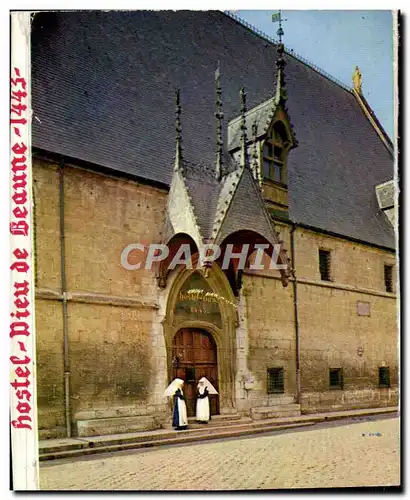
[
  {"xmin": 163, "ymin": 378, "xmax": 184, "ymax": 397},
  {"xmin": 197, "ymin": 377, "xmax": 218, "ymax": 394}
]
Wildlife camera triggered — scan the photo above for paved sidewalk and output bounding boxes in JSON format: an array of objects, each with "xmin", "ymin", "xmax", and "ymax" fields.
[
  {"xmin": 39, "ymin": 406, "xmax": 398, "ymax": 460},
  {"xmin": 40, "ymin": 416, "xmax": 400, "ymax": 490}
]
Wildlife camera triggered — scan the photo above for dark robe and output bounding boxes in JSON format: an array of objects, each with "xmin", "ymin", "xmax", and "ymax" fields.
[
  {"xmin": 196, "ymin": 387, "xmax": 209, "ymax": 399},
  {"xmin": 172, "ymin": 388, "xmax": 188, "ymax": 429}
]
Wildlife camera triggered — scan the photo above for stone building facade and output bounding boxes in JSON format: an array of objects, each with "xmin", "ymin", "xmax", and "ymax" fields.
[{"xmin": 31, "ymin": 11, "xmax": 398, "ymax": 439}]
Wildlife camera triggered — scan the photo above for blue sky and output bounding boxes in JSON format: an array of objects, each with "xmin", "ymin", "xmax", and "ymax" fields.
[{"xmin": 234, "ymin": 10, "xmax": 394, "ymax": 140}]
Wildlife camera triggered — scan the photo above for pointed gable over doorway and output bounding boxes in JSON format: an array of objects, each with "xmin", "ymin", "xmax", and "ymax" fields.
[
  {"xmin": 213, "ymin": 87, "xmax": 291, "ymax": 286},
  {"xmin": 159, "ymin": 79, "xmax": 293, "ymax": 289}
]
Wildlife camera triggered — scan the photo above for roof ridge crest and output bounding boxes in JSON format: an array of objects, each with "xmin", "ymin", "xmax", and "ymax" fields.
[{"xmin": 223, "ymin": 10, "xmax": 353, "ymax": 94}]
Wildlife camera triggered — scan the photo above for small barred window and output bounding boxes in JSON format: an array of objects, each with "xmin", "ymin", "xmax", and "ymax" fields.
[
  {"xmin": 329, "ymin": 368, "xmax": 343, "ymax": 390},
  {"xmin": 379, "ymin": 367, "xmax": 390, "ymax": 388},
  {"xmin": 267, "ymin": 367, "xmax": 284, "ymax": 394},
  {"xmin": 384, "ymin": 265, "xmax": 393, "ymax": 293},
  {"xmin": 319, "ymin": 249, "xmax": 331, "ymax": 281}
]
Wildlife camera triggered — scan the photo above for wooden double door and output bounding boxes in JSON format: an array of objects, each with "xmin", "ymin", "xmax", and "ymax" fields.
[{"xmin": 172, "ymin": 328, "xmax": 219, "ymax": 417}]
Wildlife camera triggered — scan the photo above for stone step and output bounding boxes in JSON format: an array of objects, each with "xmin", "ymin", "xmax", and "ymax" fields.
[
  {"xmin": 39, "ymin": 421, "xmax": 316, "ymax": 461},
  {"xmin": 189, "ymin": 413, "xmax": 242, "ymax": 422},
  {"xmin": 251, "ymin": 404, "xmax": 301, "ymax": 420},
  {"xmin": 76, "ymin": 415, "xmax": 156, "ymax": 437},
  {"xmin": 253, "ymin": 410, "xmax": 301, "ymax": 420},
  {"xmin": 39, "ymin": 406, "xmax": 398, "ymax": 461},
  {"xmin": 163, "ymin": 414, "xmax": 246, "ymax": 430},
  {"xmin": 40, "ymin": 418, "xmax": 253, "ymax": 454}
]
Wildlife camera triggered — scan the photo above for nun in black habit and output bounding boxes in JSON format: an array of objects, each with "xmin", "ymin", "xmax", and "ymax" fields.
[{"xmin": 164, "ymin": 378, "xmax": 188, "ymax": 430}]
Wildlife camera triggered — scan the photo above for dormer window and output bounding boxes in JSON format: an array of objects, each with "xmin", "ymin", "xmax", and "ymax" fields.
[{"xmin": 262, "ymin": 121, "xmax": 290, "ymax": 185}]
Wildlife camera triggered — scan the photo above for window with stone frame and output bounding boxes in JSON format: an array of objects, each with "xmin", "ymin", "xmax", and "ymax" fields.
[
  {"xmin": 329, "ymin": 368, "xmax": 343, "ymax": 390},
  {"xmin": 319, "ymin": 249, "xmax": 332, "ymax": 281},
  {"xmin": 267, "ymin": 367, "xmax": 284, "ymax": 394},
  {"xmin": 262, "ymin": 121, "xmax": 290, "ymax": 185},
  {"xmin": 379, "ymin": 367, "xmax": 390, "ymax": 388},
  {"xmin": 384, "ymin": 264, "xmax": 394, "ymax": 293}
]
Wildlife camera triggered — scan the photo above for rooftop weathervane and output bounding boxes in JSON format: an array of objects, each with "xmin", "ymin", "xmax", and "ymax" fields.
[
  {"xmin": 271, "ymin": 11, "xmax": 287, "ymax": 44},
  {"xmin": 272, "ymin": 11, "xmax": 288, "ymax": 104}
]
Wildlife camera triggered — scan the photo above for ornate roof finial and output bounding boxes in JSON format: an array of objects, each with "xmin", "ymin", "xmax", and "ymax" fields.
[
  {"xmin": 272, "ymin": 10, "xmax": 285, "ymax": 44},
  {"xmin": 174, "ymin": 89, "xmax": 183, "ymax": 170},
  {"xmin": 215, "ymin": 61, "xmax": 224, "ymax": 181},
  {"xmin": 352, "ymin": 65, "xmax": 362, "ymax": 94},
  {"xmin": 240, "ymin": 87, "xmax": 249, "ymax": 169},
  {"xmin": 272, "ymin": 11, "xmax": 288, "ymax": 104},
  {"xmin": 251, "ymin": 120, "xmax": 260, "ymax": 184}
]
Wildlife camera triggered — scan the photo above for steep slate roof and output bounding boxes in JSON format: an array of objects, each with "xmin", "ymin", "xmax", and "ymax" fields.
[
  {"xmin": 215, "ymin": 166, "xmax": 281, "ymax": 248},
  {"xmin": 31, "ymin": 10, "xmax": 394, "ymax": 249},
  {"xmin": 163, "ymin": 142, "xmax": 291, "ymax": 284},
  {"xmin": 182, "ymin": 162, "xmax": 222, "ymax": 240},
  {"xmin": 228, "ymin": 96, "xmax": 277, "ymax": 150}
]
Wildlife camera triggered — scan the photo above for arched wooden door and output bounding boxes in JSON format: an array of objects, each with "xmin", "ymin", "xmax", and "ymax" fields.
[{"xmin": 172, "ymin": 328, "xmax": 219, "ymax": 417}]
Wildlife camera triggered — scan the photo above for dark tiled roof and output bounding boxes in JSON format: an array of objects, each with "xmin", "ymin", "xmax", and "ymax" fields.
[
  {"xmin": 216, "ymin": 166, "xmax": 280, "ymax": 247},
  {"xmin": 31, "ymin": 10, "xmax": 394, "ymax": 249},
  {"xmin": 182, "ymin": 161, "xmax": 222, "ymax": 239},
  {"xmin": 228, "ymin": 96, "xmax": 276, "ymax": 150}
]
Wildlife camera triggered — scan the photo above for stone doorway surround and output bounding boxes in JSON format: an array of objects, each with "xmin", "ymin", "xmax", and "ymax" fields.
[{"xmin": 161, "ymin": 264, "xmax": 238, "ymax": 415}]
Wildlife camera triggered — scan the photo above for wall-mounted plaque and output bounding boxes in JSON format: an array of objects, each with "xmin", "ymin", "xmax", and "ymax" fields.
[{"xmin": 357, "ymin": 301, "xmax": 371, "ymax": 317}]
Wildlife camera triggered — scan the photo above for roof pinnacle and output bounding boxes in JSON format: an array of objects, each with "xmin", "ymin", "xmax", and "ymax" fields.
[
  {"xmin": 174, "ymin": 89, "xmax": 183, "ymax": 170},
  {"xmin": 215, "ymin": 61, "xmax": 224, "ymax": 181},
  {"xmin": 272, "ymin": 10, "xmax": 285, "ymax": 44},
  {"xmin": 251, "ymin": 120, "xmax": 260, "ymax": 184},
  {"xmin": 272, "ymin": 11, "xmax": 288, "ymax": 104},
  {"xmin": 240, "ymin": 87, "xmax": 249, "ymax": 169}
]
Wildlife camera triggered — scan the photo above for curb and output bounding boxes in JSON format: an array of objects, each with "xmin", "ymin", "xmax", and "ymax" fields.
[
  {"xmin": 40, "ymin": 421, "xmax": 316, "ymax": 461},
  {"xmin": 39, "ymin": 407, "xmax": 398, "ymax": 462}
]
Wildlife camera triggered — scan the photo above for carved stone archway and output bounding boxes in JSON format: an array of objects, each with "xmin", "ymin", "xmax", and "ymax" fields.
[{"xmin": 162, "ymin": 263, "xmax": 238, "ymax": 414}]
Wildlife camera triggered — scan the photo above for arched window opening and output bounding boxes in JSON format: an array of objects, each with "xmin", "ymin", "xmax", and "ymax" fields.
[{"xmin": 262, "ymin": 121, "xmax": 290, "ymax": 185}]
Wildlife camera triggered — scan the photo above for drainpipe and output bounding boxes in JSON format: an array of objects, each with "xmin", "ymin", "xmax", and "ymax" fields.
[
  {"xmin": 290, "ymin": 223, "xmax": 301, "ymax": 405},
  {"xmin": 59, "ymin": 157, "xmax": 71, "ymax": 438}
]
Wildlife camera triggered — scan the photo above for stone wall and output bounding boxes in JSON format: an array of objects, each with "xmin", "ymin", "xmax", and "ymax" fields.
[
  {"xmin": 33, "ymin": 158, "xmax": 398, "ymax": 437},
  {"xmin": 294, "ymin": 228, "xmax": 398, "ymax": 412},
  {"xmin": 33, "ymin": 158, "xmax": 168, "ymax": 438},
  {"xmin": 245, "ymin": 224, "xmax": 398, "ymax": 412},
  {"xmin": 35, "ymin": 299, "xmax": 65, "ymax": 438},
  {"xmin": 295, "ymin": 227, "xmax": 396, "ymax": 290},
  {"xmin": 241, "ymin": 274, "xmax": 297, "ymax": 410}
]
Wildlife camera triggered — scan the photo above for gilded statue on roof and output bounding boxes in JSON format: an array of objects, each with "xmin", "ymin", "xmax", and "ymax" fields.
[{"xmin": 352, "ymin": 65, "xmax": 362, "ymax": 93}]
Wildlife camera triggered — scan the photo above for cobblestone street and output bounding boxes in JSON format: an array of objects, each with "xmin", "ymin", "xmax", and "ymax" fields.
[{"xmin": 40, "ymin": 417, "xmax": 400, "ymax": 490}]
